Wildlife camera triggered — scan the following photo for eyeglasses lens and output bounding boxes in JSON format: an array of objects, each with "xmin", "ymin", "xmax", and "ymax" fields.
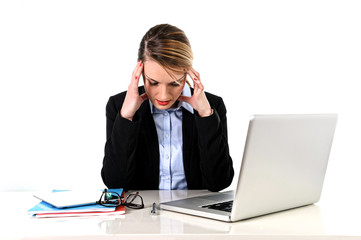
[
  {"xmin": 101, "ymin": 192, "xmax": 120, "ymax": 206},
  {"xmin": 126, "ymin": 194, "xmax": 144, "ymax": 209}
]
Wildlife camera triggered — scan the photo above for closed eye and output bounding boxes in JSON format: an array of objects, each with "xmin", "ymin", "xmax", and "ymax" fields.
[
  {"xmin": 170, "ymin": 81, "xmax": 181, "ymax": 87},
  {"xmin": 170, "ymin": 75, "xmax": 186, "ymax": 87},
  {"xmin": 149, "ymin": 80, "xmax": 158, "ymax": 86},
  {"xmin": 146, "ymin": 78, "xmax": 159, "ymax": 86}
]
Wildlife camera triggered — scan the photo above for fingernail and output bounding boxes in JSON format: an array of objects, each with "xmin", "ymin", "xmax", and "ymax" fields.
[
  {"xmin": 140, "ymin": 62, "xmax": 142, "ymax": 67},
  {"xmin": 135, "ymin": 76, "xmax": 138, "ymax": 80},
  {"xmin": 194, "ymin": 78, "xmax": 197, "ymax": 80}
]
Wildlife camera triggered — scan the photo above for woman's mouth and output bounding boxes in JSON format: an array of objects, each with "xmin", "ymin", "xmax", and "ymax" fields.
[{"xmin": 156, "ymin": 100, "xmax": 171, "ymax": 106}]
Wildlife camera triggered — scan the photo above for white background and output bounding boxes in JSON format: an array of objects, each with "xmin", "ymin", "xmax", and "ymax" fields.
[{"xmin": 0, "ymin": 0, "xmax": 360, "ymax": 206}]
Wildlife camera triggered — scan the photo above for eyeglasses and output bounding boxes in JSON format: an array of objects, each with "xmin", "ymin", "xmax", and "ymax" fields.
[{"xmin": 96, "ymin": 189, "xmax": 144, "ymax": 209}]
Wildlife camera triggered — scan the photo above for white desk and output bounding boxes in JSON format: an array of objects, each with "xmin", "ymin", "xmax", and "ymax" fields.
[{"xmin": 2, "ymin": 190, "xmax": 361, "ymax": 240}]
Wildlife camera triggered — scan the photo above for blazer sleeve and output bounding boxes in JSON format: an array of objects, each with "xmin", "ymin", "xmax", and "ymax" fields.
[
  {"xmin": 195, "ymin": 95, "xmax": 234, "ymax": 192},
  {"xmin": 101, "ymin": 94, "xmax": 141, "ymax": 190}
]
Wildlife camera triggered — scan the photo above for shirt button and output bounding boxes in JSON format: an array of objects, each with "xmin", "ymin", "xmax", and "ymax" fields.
[
  {"xmin": 166, "ymin": 155, "xmax": 169, "ymax": 159},
  {"xmin": 163, "ymin": 112, "xmax": 168, "ymax": 116},
  {"xmin": 165, "ymin": 133, "xmax": 169, "ymax": 138}
]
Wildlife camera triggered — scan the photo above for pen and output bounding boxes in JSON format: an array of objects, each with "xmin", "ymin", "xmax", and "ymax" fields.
[{"xmin": 151, "ymin": 202, "xmax": 157, "ymax": 215}]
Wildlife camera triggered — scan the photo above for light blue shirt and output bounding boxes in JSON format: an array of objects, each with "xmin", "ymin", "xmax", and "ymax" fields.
[{"xmin": 149, "ymin": 84, "xmax": 194, "ymax": 190}]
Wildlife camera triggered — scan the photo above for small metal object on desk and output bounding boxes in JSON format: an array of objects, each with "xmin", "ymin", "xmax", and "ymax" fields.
[{"xmin": 151, "ymin": 202, "xmax": 157, "ymax": 215}]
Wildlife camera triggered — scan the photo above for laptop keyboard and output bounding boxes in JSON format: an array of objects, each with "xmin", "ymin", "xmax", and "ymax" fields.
[{"xmin": 201, "ymin": 200, "xmax": 233, "ymax": 212}]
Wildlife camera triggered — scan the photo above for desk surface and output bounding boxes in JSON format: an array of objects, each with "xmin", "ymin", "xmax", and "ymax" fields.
[{"xmin": 2, "ymin": 190, "xmax": 361, "ymax": 240}]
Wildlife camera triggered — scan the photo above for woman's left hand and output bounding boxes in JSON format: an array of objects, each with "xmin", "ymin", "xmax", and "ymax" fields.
[{"xmin": 178, "ymin": 68, "xmax": 213, "ymax": 117}]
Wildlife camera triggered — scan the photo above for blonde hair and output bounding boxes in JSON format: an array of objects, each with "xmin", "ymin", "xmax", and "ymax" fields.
[{"xmin": 138, "ymin": 24, "xmax": 193, "ymax": 84}]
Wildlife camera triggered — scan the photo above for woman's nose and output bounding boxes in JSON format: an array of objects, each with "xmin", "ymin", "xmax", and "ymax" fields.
[{"xmin": 159, "ymin": 85, "xmax": 169, "ymax": 100}]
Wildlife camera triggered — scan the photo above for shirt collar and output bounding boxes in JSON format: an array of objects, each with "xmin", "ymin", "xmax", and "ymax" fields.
[{"xmin": 149, "ymin": 84, "xmax": 194, "ymax": 114}]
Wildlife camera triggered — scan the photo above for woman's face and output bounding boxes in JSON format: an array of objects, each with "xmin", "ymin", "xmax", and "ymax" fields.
[{"xmin": 143, "ymin": 60, "xmax": 186, "ymax": 110}]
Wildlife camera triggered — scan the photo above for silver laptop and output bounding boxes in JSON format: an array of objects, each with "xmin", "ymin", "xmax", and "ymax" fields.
[{"xmin": 160, "ymin": 114, "xmax": 338, "ymax": 222}]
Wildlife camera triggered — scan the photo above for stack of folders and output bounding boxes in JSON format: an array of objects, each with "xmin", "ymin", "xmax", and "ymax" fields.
[{"xmin": 28, "ymin": 189, "xmax": 125, "ymax": 218}]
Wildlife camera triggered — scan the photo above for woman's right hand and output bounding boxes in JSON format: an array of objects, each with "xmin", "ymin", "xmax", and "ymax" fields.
[{"xmin": 120, "ymin": 61, "xmax": 148, "ymax": 121}]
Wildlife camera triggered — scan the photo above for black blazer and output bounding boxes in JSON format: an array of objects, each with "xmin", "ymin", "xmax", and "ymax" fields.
[{"xmin": 101, "ymin": 86, "xmax": 234, "ymax": 192}]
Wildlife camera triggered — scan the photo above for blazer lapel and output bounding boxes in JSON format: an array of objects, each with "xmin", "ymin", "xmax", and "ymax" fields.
[
  {"xmin": 182, "ymin": 108, "xmax": 194, "ymax": 180},
  {"xmin": 137, "ymin": 96, "xmax": 160, "ymax": 187}
]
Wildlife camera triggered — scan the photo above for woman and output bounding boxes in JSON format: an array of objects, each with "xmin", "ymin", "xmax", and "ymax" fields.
[{"xmin": 101, "ymin": 24, "xmax": 234, "ymax": 192}]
